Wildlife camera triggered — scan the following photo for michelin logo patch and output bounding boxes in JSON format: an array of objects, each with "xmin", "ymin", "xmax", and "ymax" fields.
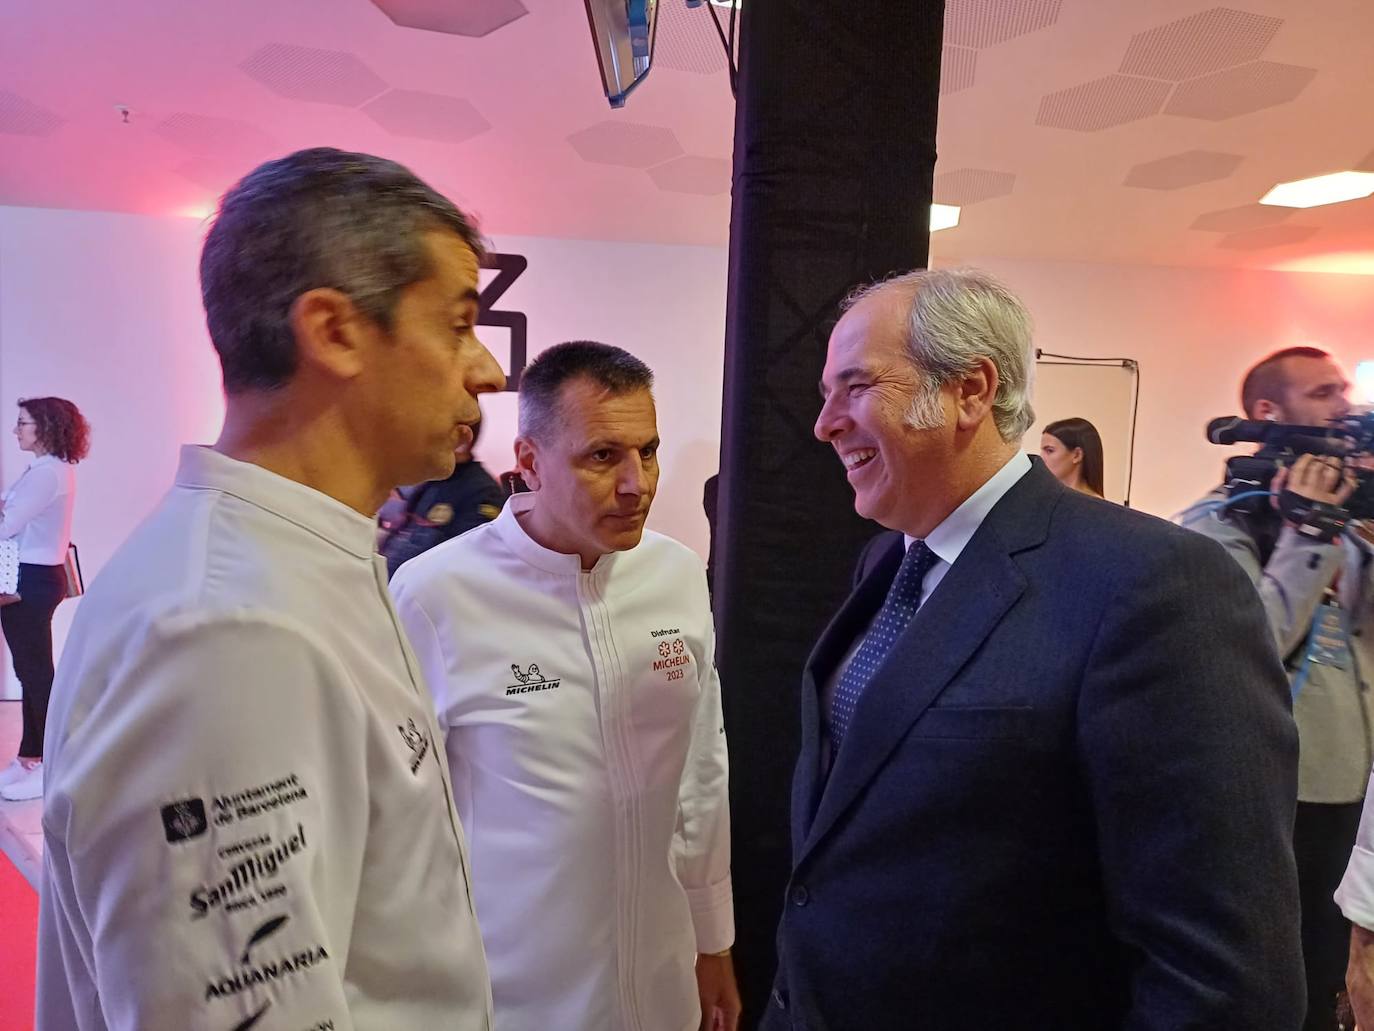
[{"xmin": 506, "ymin": 663, "xmax": 561, "ymax": 696}]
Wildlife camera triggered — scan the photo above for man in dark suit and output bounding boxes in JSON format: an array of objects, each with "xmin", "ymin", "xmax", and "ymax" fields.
[{"xmin": 762, "ymin": 268, "xmax": 1304, "ymax": 1030}]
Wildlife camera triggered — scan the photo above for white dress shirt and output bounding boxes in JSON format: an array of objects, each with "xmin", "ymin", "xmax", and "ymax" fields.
[
  {"xmin": 38, "ymin": 446, "xmax": 491, "ymax": 1031},
  {"xmin": 391, "ymin": 493, "xmax": 733, "ymax": 1031},
  {"xmin": 823, "ymin": 451, "xmax": 1033, "ymax": 734},
  {"xmin": 1, "ymin": 453, "xmax": 76, "ymax": 565}
]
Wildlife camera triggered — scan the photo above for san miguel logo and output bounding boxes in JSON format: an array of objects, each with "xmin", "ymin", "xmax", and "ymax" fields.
[
  {"xmin": 190, "ymin": 824, "xmax": 307, "ymax": 919},
  {"xmin": 506, "ymin": 662, "xmax": 561, "ymax": 696}
]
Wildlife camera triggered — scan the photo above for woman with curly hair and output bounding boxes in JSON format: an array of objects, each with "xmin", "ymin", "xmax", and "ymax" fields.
[{"xmin": 0, "ymin": 396, "xmax": 90, "ymax": 801}]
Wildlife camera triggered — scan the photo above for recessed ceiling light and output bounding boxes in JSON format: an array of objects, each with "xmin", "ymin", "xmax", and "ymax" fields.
[
  {"xmin": 930, "ymin": 203, "xmax": 961, "ymax": 232},
  {"xmin": 1260, "ymin": 171, "xmax": 1374, "ymax": 209}
]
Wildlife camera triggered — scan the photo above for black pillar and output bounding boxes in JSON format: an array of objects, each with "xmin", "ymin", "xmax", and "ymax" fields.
[{"xmin": 714, "ymin": 0, "xmax": 946, "ymax": 1021}]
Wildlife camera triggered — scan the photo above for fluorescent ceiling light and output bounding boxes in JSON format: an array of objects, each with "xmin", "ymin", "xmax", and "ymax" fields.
[
  {"xmin": 930, "ymin": 203, "xmax": 961, "ymax": 232},
  {"xmin": 1260, "ymin": 171, "xmax": 1374, "ymax": 209}
]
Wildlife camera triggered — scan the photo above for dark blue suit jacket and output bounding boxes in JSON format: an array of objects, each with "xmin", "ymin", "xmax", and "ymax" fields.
[{"xmin": 763, "ymin": 461, "xmax": 1304, "ymax": 1030}]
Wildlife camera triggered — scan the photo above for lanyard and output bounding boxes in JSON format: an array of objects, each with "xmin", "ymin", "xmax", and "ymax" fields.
[{"xmin": 1292, "ymin": 595, "xmax": 1352, "ymax": 701}]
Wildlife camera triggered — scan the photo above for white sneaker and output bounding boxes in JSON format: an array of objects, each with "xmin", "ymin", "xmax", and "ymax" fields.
[
  {"xmin": 0, "ymin": 760, "xmax": 25, "ymax": 789},
  {"xmin": 0, "ymin": 761, "xmax": 42, "ymax": 801}
]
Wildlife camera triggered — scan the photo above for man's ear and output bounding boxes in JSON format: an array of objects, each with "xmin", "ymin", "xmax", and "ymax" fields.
[
  {"xmin": 953, "ymin": 356, "xmax": 1000, "ymax": 432},
  {"xmin": 289, "ymin": 288, "xmax": 372, "ymax": 382},
  {"xmin": 514, "ymin": 436, "xmax": 541, "ymax": 491}
]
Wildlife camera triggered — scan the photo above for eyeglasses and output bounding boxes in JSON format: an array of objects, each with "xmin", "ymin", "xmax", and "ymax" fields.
[{"xmin": 15, "ymin": 421, "xmax": 35, "ymax": 428}]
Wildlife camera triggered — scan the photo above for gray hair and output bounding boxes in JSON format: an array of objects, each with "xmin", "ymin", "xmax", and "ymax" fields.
[
  {"xmin": 200, "ymin": 147, "xmax": 485, "ymax": 394},
  {"xmin": 844, "ymin": 267, "xmax": 1035, "ymax": 442},
  {"xmin": 518, "ymin": 340, "xmax": 654, "ymax": 442}
]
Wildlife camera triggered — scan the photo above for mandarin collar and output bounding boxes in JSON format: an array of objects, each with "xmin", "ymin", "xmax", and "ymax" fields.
[
  {"xmin": 174, "ymin": 445, "xmax": 378, "ymax": 560},
  {"xmin": 493, "ymin": 492, "xmax": 620, "ymax": 576}
]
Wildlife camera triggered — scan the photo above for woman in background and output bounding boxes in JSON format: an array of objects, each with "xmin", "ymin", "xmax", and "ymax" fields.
[
  {"xmin": 1041, "ymin": 416, "xmax": 1105, "ymax": 499},
  {"xmin": 0, "ymin": 397, "xmax": 89, "ymax": 801}
]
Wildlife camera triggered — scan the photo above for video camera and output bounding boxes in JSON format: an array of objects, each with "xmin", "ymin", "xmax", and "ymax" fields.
[{"xmin": 1206, "ymin": 412, "xmax": 1374, "ymax": 527}]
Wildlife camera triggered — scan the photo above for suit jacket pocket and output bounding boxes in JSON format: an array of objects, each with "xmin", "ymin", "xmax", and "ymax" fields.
[{"xmin": 910, "ymin": 705, "xmax": 1031, "ymax": 741}]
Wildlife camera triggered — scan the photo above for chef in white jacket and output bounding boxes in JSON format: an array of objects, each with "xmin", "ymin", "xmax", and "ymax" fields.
[
  {"xmin": 391, "ymin": 341, "xmax": 739, "ymax": 1031},
  {"xmin": 38, "ymin": 148, "xmax": 505, "ymax": 1031}
]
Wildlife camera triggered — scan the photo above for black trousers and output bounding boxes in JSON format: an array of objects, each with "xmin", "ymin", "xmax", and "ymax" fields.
[
  {"xmin": 1296, "ymin": 799, "xmax": 1364, "ymax": 1031},
  {"xmin": 0, "ymin": 562, "xmax": 66, "ymax": 758}
]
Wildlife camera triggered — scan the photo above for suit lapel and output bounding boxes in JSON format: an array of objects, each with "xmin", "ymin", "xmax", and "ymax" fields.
[
  {"xmin": 795, "ymin": 462, "xmax": 1061, "ymax": 867},
  {"xmin": 794, "ymin": 535, "xmax": 905, "ymax": 852}
]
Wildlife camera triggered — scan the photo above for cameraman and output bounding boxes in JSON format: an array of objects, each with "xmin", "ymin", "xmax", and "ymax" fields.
[{"xmin": 1183, "ymin": 346, "xmax": 1374, "ymax": 1031}]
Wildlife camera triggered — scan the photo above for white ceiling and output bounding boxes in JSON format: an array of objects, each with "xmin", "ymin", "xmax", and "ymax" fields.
[{"xmin": 3, "ymin": 0, "xmax": 1374, "ymax": 272}]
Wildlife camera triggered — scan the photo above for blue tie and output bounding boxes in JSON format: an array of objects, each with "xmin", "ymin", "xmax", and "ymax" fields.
[{"xmin": 829, "ymin": 540, "xmax": 939, "ymax": 752}]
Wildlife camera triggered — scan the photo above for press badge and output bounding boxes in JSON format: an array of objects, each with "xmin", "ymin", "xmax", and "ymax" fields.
[{"xmin": 1307, "ymin": 602, "xmax": 1352, "ymax": 671}]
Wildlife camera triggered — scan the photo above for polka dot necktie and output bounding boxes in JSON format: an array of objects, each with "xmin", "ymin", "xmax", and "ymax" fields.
[{"xmin": 828, "ymin": 540, "xmax": 939, "ymax": 753}]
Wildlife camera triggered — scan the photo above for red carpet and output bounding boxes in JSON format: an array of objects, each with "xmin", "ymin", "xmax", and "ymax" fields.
[{"xmin": 0, "ymin": 853, "xmax": 37, "ymax": 1031}]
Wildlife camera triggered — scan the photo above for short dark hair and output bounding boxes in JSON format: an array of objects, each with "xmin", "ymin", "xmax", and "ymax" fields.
[
  {"xmin": 21, "ymin": 397, "xmax": 91, "ymax": 464},
  {"xmin": 1044, "ymin": 417, "xmax": 1104, "ymax": 497},
  {"xmin": 518, "ymin": 341, "xmax": 654, "ymax": 441},
  {"xmin": 200, "ymin": 147, "xmax": 485, "ymax": 395},
  {"xmin": 1240, "ymin": 346, "xmax": 1332, "ymax": 418}
]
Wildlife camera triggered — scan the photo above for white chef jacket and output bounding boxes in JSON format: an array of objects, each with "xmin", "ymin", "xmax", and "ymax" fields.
[
  {"xmin": 38, "ymin": 446, "xmax": 492, "ymax": 1031},
  {"xmin": 1, "ymin": 452, "xmax": 76, "ymax": 564},
  {"xmin": 391, "ymin": 493, "xmax": 733, "ymax": 1031},
  {"xmin": 1337, "ymin": 794, "xmax": 1374, "ymax": 929}
]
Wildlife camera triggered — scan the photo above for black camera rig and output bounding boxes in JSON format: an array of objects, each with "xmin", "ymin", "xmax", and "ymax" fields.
[{"xmin": 1206, "ymin": 412, "xmax": 1374, "ymax": 543}]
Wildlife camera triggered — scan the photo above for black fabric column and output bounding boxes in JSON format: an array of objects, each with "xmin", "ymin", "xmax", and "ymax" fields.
[{"xmin": 713, "ymin": 0, "xmax": 945, "ymax": 1021}]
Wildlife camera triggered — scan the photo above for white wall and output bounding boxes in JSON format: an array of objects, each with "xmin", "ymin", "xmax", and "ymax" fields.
[
  {"xmin": 0, "ymin": 207, "xmax": 225, "ymax": 697},
  {"xmin": 6, "ymin": 203, "xmax": 1374, "ymax": 687},
  {"xmin": 0, "ymin": 207, "xmax": 728, "ymax": 694},
  {"xmin": 967, "ymin": 255, "xmax": 1374, "ymax": 520}
]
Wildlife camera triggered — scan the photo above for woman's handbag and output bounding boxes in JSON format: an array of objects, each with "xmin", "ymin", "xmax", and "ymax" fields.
[
  {"xmin": 63, "ymin": 543, "xmax": 84, "ymax": 599},
  {"xmin": 0, "ymin": 537, "xmax": 19, "ymax": 607}
]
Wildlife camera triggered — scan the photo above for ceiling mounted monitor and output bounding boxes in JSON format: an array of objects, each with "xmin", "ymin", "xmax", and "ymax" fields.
[{"xmin": 584, "ymin": 0, "xmax": 659, "ymax": 108}]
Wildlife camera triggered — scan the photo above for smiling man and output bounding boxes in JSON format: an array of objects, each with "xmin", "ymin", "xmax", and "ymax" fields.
[
  {"xmin": 762, "ymin": 267, "xmax": 1305, "ymax": 1030},
  {"xmin": 391, "ymin": 341, "xmax": 738, "ymax": 1031}
]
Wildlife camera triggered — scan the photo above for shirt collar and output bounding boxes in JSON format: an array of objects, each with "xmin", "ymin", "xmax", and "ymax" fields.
[
  {"xmin": 493, "ymin": 492, "xmax": 620, "ymax": 576},
  {"xmin": 174, "ymin": 445, "xmax": 378, "ymax": 560},
  {"xmin": 906, "ymin": 451, "xmax": 1032, "ymax": 564}
]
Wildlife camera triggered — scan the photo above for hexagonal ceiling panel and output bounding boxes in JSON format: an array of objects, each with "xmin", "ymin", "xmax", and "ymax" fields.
[
  {"xmin": 369, "ymin": 0, "xmax": 528, "ymax": 38},
  {"xmin": 1036, "ymin": 74, "xmax": 1171, "ymax": 132},
  {"xmin": 1123, "ymin": 150, "xmax": 1244, "ymax": 189},
  {"xmin": 153, "ymin": 113, "xmax": 279, "ymax": 158},
  {"xmin": 240, "ymin": 43, "xmax": 388, "ymax": 107},
  {"xmin": 657, "ymin": 0, "xmax": 727, "ymax": 75},
  {"xmin": 647, "ymin": 156, "xmax": 730, "ymax": 196},
  {"xmin": 944, "ymin": 0, "xmax": 1062, "ymax": 49},
  {"xmin": 1119, "ymin": 7, "xmax": 1283, "ymax": 82},
  {"xmin": 941, "ymin": 46, "xmax": 977, "ymax": 95},
  {"xmin": 362, "ymin": 89, "xmax": 491, "ymax": 143},
  {"xmin": 1217, "ymin": 224, "xmax": 1319, "ymax": 250},
  {"xmin": 1165, "ymin": 60, "xmax": 1317, "ymax": 120},
  {"xmin": 934, "ymin": 168, "xmax": 1015, "ymax": 205},
  {"xmin": 1190, "ymin": 204, "xmax": 1295, "ymax": 232},
  {"xmin": 0, "ymin": 90, "xmax": 63, "ymax": 137},
  {"xmin": 568, "ymin": 121, "xmax": 683, "ymax": 168}
]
